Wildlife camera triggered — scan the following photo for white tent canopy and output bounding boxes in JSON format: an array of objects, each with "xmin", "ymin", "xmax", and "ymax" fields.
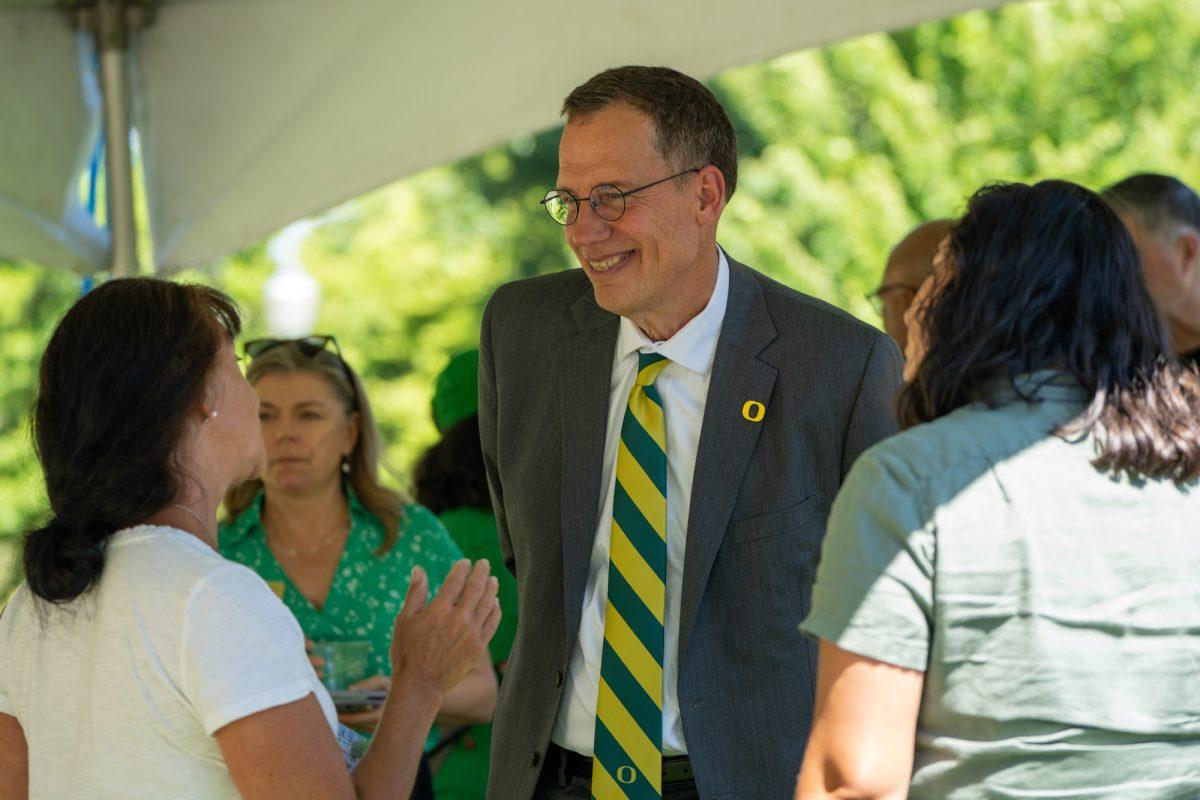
[{"xmin": 0, "ymin": 0, "xmax": 1009, "ymax": 274}]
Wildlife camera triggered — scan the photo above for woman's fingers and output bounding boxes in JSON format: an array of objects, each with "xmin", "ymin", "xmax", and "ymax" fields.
[
  {"xmin": 387, "ymin": 559, "xmax": 501, "ymax": 690},
  {"xmin": 427, "ymin": 559, "xmax": 471, "ymax": 611},
  {"xmin": 348, "ymin": 675, "xmax": 390, "ymax": 691},
  {"xmin": 304, "ymin": 641, "xmax": 326, "ymax": 674},
  {"xmin": 481, "ymin": 599, "xmax": 503, "ymax": 645},
  {"xmin": 455, "ymin": 560, "xmax": 492, "ymax": 615},
  {"xmin": 472, "ymin": 576, "xmax": 500, "ymax": 622},
  {"xmin": 397, "ymin": 565, "xmax": 430, "ymax": 622}
]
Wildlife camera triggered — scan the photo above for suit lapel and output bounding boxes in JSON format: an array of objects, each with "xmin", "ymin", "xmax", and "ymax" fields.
[
  {"xmin": 560, "ymin": 289, "xmax": 619, "ymax": 647},
  {"xmin": 678, "ymin": 258, "xmax": 778, "ymax": 662}
]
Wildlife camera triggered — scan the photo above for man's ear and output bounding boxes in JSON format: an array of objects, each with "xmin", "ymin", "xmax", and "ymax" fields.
[{"xmin": 695, "ymin": 165, "xmax": 726, "ymax": 225}]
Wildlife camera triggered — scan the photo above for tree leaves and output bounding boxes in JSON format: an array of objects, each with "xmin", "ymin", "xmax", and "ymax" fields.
[{"xmin": 2, "ymin": 0, "xmax": 1199, "ymax": 595}]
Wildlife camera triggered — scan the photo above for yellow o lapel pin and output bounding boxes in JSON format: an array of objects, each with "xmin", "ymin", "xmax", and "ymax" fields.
[{"xmin": 742, "ymin": 399, "xmax": 766, "ymax": 423}]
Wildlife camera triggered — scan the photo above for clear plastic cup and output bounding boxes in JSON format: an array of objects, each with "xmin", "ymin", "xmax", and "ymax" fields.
[{"xmin": 310, "ymin": 640, "xmax": 371, "ymax": 691}]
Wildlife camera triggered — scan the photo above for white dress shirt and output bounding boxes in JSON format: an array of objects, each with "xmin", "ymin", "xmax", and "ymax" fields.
[{"xmin": 551, "ymin": 249, "xmax": 730, "ymax": 756}]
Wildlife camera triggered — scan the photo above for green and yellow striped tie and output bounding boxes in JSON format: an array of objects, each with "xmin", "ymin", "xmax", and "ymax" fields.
[{"xmin": 593, "ymin": 351, "xmax": 670, "ymax": 800}]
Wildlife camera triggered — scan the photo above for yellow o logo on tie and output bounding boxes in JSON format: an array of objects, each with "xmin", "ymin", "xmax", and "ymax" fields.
[
  {"xmin": 616, "ymin": 765, "xmax": 637, "ymax": 785},
  {"xmin": 742, "ymin": 400, "xmax": 766, "ymax": 422}
]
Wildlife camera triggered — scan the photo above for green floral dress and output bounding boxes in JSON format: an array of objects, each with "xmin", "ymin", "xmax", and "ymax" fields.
[{"xmin": 218, "ymin": 489, "xmax": 463, "ymax": 749}]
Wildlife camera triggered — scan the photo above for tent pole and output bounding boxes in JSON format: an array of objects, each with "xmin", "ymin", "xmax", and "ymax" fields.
[{"xmin": 96, "ymin": 0, "xmax": 138, "ymax": 277}]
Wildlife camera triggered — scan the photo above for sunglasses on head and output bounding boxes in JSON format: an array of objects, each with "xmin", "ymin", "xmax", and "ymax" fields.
[
  {"xmin": 244, "ymin": 334, "xmax": 342, "ymax": 360},
  {"xmin": 242, "ymin": 335, "xmax": 357, "ymax": 392}
]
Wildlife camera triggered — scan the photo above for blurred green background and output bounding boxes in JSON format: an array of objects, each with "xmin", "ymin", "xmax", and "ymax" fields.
[{"xmin": 3, "ymin": 0, "xmax": 1199, "ymax": 597}]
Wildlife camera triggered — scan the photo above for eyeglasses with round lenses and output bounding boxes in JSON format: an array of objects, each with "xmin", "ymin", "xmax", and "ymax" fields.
[{"xmin": 539, "ymin": 167, "xmax": 702, "ymax": 225}]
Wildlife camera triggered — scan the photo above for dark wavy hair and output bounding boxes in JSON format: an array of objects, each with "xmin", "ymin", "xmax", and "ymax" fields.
[
  {"xmin": 23, "ymin": 278, "xmax": 241, "ymax": 603},
  {"xmin": 898, "ymin": 180, "xmax": 1200, "ymax": 483},
  {"xmin": 411, "ymin": 416, "xmax": 491, "ymax": 515}
]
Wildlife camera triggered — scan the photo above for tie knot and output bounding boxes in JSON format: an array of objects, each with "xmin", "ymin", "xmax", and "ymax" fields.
[{"xmin": 635, "ymin": 351, "xmax": 670, "ymax": 387}]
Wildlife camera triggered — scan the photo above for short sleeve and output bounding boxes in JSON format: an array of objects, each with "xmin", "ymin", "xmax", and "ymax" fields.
[
  {"xmin": 800, "ymin": 452, "xmax": 935, "ymax": 671},
  {"xmin": 0, "ymin": 588, "xmax": 20, "ymax": 716},
  {"xmin": 180, "ymin": 564, "xmax": 322, "ymax": 735}
]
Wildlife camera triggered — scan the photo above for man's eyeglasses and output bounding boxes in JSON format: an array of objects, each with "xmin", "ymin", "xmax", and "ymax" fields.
[
  {"xmin": 242, "ymin": 335, "xmax": 357, "ymax": 395},
  {"xmin": 867, "ymin": 282, "xmax": 920, "ymax": 313},
  {"xmin": 539, "ymin": 167, "xmax": 702, "ymax": 226}
]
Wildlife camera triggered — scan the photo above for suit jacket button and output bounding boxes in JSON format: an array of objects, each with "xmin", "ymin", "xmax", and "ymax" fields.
[
  {"xmin": 555, "ymin": 669, "xmax": 564, "ymax": 688},
  {"xmin": 528, "ymin": 751, "xmax": 540, "ymax": 768}
]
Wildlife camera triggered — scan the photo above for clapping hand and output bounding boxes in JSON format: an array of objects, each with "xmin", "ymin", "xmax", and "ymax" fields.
[{"xmin": 390, "ymin": 559, "xmax": 501, "ymax": 698}]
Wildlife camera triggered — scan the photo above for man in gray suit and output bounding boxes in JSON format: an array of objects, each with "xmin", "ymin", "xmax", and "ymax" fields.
[{"xmin": 480, "ymin": 66, "xmax": 903, "ymax": 800}]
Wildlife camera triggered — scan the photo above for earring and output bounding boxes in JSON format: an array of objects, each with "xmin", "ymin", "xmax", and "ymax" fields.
[{"xmin": 341, "ymin": 457, "xmax": 350, "ymax": 475}]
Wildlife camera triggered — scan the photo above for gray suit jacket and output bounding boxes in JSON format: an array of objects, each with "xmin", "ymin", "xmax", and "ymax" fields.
[{"xmin": 479, "ymin": 255, "xmax": 903, "ymax": 799}]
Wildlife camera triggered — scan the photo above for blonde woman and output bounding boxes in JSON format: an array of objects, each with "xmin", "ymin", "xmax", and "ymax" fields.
[{"xmin": 220, "ymin": 337, "xmax": 497, "ymax": 799}]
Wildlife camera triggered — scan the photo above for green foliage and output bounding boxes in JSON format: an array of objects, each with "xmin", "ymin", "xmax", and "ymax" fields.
[
  {"xmin": 0, "ymin": 264, "xmax": 81, "ymax": 594},
  {"xmin": 2, "ymin": 0, "xmax": 1199, "ymax": 596}
]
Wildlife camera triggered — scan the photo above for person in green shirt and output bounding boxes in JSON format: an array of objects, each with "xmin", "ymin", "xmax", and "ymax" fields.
[
  {"xmin": 220, "ymin": 337, "xmax": 498, "ymax": 800},
  {"xmin": 412, "ymin": 350, "xmax": 519, "ymax": 800},
  {"xmin": 796, "ymin": 181, "xmax": 1200, "ymax": 800}
]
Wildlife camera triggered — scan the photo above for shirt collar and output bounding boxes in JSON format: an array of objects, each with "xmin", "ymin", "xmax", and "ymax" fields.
[
  {"xmin": 616, "ymin": 246, "xmax": 730, "ymax": 376},
  {"xmin": 980, "ymin": 370, "xmax": 1090, "ymax": 405},
  {"xmin": 221, "ymin": 490, "xmax": 266, "ymax": 547},
  {"xmin": 222, "ymin": 484, "xmax": 371, "ymax": 546}
]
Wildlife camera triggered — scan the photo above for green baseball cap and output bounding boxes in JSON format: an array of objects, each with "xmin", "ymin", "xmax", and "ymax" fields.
[{"xmin": 432, "ymin": 349, "xmax": 480, "ymax": 433}]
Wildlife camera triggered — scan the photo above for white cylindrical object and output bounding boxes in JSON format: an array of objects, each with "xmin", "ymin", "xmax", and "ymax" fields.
[
  {"xmin": 263, "ymin": 265, "xmax": 320, "ymax": 338},
  {"xmin": 263, "ymin": 219, "xmax": 321, "ymax": 337}
]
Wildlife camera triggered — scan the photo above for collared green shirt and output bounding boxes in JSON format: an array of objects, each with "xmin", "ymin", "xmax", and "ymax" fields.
[
  {"xmin": 219, "ymin": 490, "xmax": 463, "ymax": 730},
  {"xmin": 802, "ymin": 373, "xmax": 1200, "ymax": 799}
]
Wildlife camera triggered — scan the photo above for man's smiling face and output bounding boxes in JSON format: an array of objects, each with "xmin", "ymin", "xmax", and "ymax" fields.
[{"xmin": 557, "ymin": 103, "xmax": 706, "ymax": 323}]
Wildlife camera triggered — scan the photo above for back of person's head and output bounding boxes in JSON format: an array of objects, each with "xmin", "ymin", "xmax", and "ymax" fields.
[
  {"xmin": 25, "ymin": 278, "xmax": 241, "ymax": 603},
  {"xmin": 222, "ymin": 340, "xmax": 406, "ymax": 554},
  {"xmin": 1101, "ymin": 173, "xmax": 1200, "ymax": 236},
  {"xmin": 413, "ymin": 349, "xmax": 489, "ymax": 515},
  {"xmin": 562, "ymin": 65, "xmax": 738, "ymax": 202},
  {"xmin": 412, "ymin": 416, "xmax": 490, "ymax": 516},
  {"xmin": 886, "ymin": 219, "xmax": 953, "ymax": 285},
  {"xmin": 899, "ymin": 179, "xmax": 1200, "ymax": 483}
]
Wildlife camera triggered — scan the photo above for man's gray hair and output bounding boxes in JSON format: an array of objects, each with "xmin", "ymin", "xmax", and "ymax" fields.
[
  {"xmin": 1101, "ymin": 173, "xmax": 1200, "ymax": 235},
  {"xmin": 562, "ymin": 66, "xmax": 738, "ymax": 202}
]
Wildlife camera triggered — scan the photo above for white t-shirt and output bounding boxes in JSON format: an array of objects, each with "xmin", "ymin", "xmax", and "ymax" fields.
[{"xmin": 0, "ymin": 524, "xmax": 338, "ymax": 799}]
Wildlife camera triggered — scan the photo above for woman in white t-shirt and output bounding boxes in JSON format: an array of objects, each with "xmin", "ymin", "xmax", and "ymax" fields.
[{"xmin": 0, "ymin": 278, "xmax": 501, "ymax": 800}]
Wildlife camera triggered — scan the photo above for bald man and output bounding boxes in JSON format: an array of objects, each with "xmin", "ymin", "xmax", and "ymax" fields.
[
  {"xmin": 1102, "ymin": 173, "xmax": 1200, "ymax": 369},
  {"xmin": 873, "ymin": 219, "xmax": 952, "ymax": 351}
]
